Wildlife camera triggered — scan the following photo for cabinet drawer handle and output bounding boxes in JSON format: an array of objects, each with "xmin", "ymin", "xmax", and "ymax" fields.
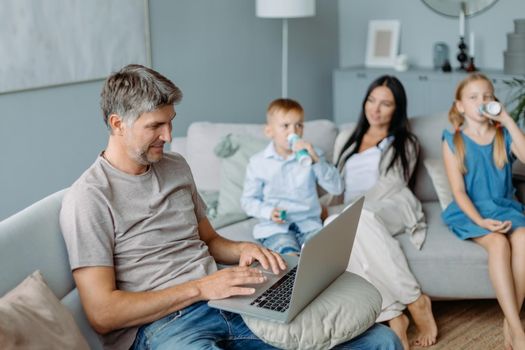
[
  {"xmin": 357, "ymin": 72, "xmax": 367, "ymax": 78},
  {"xmin": 418, "ymin": 75, "xmax": 428, "ymax": 81}
]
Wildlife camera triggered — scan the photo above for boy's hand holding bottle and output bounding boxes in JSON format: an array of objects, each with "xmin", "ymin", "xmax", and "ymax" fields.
[{"xmin": 287, "ymin": 134, "xmax": 319, "ymax": 165}]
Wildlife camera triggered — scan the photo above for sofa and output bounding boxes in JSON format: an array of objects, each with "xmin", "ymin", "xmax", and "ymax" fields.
[
  {"xmin": 0, "ymin": 189, "xmax": 104, "ymax": 349},
  {"xmin": 171, "ymin": 113, "xmax": 525, "ymax": 300},
  {"xmin": 0, "ymin": 112, "xmax": 523, "ymax": 348}
]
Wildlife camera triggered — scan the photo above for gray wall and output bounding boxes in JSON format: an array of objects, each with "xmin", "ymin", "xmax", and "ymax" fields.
[
  {"xmin": 339, "ymin": 0, "xmax": 525, "ymax": 70},
  {"xmin": 0, "ymin": 0, "xmax": 338, "ymax": 220},
  {"xmin": 150, "ymin": 0, "xmax": 338, "ymax": 136}
]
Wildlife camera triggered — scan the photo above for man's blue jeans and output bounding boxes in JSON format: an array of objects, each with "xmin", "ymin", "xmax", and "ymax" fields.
[{"xmin": 131, "ymin": 301, "xmax": 402, "ymax": 349}]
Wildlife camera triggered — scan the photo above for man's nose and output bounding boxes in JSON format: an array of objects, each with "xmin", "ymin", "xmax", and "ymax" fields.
[{"xmin": 160, "ymin": 125, "xmax": 172, "ymax": 143}]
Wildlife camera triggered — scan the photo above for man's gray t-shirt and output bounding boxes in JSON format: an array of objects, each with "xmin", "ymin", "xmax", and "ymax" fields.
[{"xmin": 60, "ymin": 152, "xmax": 217, "ymax": 350}]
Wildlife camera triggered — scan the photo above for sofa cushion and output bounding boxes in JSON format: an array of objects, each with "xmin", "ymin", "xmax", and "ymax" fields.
[
  {"xmin": 397, "ymin": 201, "xmax": 494, "ymax": 299},
  {"xmin": 214, "ymin": 134, "xmax": 268, "ymax": 217},
  {"xmin": 424, "ymin": 158, "xmax": 453, "ymax": 209},
  {"xmin": 184, "ymin": 120, "xmax": 338, "ymax": 191},
  {"xmin": 242, "ymin": 272, "xmax": 381, "ymax": 350},
  {"xmin": 0, "ymin": 271, "xmax": 90, "ymax": 350},
  {"xmin": 217, "ymin": 217, "xmax": 258, "ymax": 242},
  {"xmin": 409, "ymin": 113, "xmax": 450, "ymax": 202}
]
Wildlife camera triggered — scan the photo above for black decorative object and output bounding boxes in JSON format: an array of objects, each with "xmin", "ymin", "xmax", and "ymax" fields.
[
  {"xmin": 456, "ymin": 36, "xmax": 469, "ymax": 71},
  {"xmin": 442, "ymin": 59, "xmax": 452, "ymax": 72}
]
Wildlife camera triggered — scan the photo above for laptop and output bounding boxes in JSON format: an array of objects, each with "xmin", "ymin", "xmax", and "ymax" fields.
[{"xmin": 208, "ymin": 196, "xmax": 364, "ymax": 324}]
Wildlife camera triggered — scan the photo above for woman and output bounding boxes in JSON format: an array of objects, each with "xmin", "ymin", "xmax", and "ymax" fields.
[{"xmin": 327, "ymin": 75, "xmax": 437, "ymax": 349}]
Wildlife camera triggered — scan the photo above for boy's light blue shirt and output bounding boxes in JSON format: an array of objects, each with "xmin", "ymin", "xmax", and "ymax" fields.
[{"xmin": 241, "ymin": 141, "xmax": 344, "ymax": 239}]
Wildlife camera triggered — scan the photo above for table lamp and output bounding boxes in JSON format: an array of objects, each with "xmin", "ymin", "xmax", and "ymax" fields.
[{"xmin": 256, "ymin": 0, "xmax": 316, "ymax": 97}]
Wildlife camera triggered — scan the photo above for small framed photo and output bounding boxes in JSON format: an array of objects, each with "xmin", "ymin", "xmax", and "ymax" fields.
[{"xmin": 365, "ymin": 20, "xmax": 401, "ymax": 68}]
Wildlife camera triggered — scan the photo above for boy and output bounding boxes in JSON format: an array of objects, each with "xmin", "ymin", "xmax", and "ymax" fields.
[{"xmin": 241, "ymin": 98, "xmax": 344, "ymax": 255}]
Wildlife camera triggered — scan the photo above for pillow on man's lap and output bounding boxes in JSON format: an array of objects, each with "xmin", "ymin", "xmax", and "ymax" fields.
[{"xmin": 242, "ymin": 272, "xmax": 382, "ymax": 350}]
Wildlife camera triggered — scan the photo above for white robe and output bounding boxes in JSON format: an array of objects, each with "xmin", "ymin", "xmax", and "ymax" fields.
[{"xmin": 324, "ymin": 129, "xmax": 427, "ymax": 321}]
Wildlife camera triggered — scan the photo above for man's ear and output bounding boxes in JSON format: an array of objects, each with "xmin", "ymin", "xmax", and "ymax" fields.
[{"xmin": 108, "ymin": 114, "xmax": 124, "ymax": 135}]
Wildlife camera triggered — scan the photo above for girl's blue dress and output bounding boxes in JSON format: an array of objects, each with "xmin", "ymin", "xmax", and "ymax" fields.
[{"xmin": 442, "ymin": 128, "xmax": 525, "ymax": 240}]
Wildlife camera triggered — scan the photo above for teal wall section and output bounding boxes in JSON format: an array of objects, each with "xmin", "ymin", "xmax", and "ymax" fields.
[{"xmin": 0, "ymin": 0, "xmax": 338, "ymax": 220}]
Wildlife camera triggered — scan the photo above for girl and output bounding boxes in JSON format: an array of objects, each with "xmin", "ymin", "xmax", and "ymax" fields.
[{"xmin": 442, "ymin": 73, "xmax": 525, "ymax": 350}]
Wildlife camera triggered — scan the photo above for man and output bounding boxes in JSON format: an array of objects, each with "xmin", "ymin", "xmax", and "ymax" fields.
[{"xmin": 60, "ymin": 64, "xmax": 402, "ymax": 349}]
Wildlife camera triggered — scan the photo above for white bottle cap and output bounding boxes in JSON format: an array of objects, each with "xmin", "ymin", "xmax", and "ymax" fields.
[
  {"xmin": 479, "ymin": 101, "xmax": 501, "ymax": 116},
  {"xmin": 287, "ymin": 133, "xmax": 299, "ymax": 148},
  {"xmin": 486, "ymin": 101, "xmax": 501, "ymax": 115}
]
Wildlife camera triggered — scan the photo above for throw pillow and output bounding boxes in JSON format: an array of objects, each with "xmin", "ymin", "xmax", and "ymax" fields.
[
  {"xmin": 424, "ymin": 158, "xmax": 454, "ymax": 210},
  {"xmin": 199, "ymin": 190, "xmax": 219, "ymax": 219},
  {"xmin": 0, "ymin": 270, "xmax": 90, "ymax": 350},
  {"xmin": 242, "ymin": 272, "xmax": 381, "ymax": 350},
  {"xmin": 214, "ymin": 134, "xmax": 268, "ymax": 218}
]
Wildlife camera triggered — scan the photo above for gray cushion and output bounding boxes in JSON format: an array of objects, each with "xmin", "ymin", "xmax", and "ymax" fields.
[
  {"xmin": 0, "ymin": 271, "xmax": 89, "ymax": 350},
  {"xmin": 410, "ymin": 113, "xmax": 450, "ymax": 202},
  {"xmin": 214, "ymin": 134, "xmax": 267, "ymax": 218},
  {"xmin": 217, "ymin": 217, "xmax": 258, "ymax": 242},
  {"xmin": 397, "ymin": 201, "xmax": 494, "ymax": 299},
  {"xmin": 423, "ymin": 158, "xmax": 453, "ymax": 209},
  {"xmin": 242, "ymin": 272, "xmax": 381, "ymax": 350}
]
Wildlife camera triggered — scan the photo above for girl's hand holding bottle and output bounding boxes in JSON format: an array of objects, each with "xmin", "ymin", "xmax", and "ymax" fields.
[{"xmin": 479, "ymin": 101, "xmax": 513, "ymax": 127}]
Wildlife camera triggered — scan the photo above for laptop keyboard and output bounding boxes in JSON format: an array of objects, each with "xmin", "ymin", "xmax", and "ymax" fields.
[{"xmin": 250, "ymin": 266, "xmax": 297, "ymax": 312}]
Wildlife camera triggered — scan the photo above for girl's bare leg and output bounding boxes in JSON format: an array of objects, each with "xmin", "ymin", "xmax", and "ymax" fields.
[{"xmin": 475, "ymin": 233, "xmax": 525, "ymax": 350}]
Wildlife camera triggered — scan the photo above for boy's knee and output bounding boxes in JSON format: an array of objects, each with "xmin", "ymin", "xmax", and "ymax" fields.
[{"xmin": 259, "ymin": 233, "xmax": 300, "ymax": 254}]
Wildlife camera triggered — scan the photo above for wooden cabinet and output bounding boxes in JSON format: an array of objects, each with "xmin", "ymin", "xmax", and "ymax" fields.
[{"xmin": 333, "ymin": 66, "xmax": 519, "ymax": 125}]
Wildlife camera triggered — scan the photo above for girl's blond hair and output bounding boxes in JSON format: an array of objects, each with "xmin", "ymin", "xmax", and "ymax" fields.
[{"xmin": 448, "ymin": 73, "xmax": 507, "ymax": 174}]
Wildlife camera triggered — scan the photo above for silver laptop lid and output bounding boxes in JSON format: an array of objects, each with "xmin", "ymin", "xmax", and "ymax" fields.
[{"xmin": 285, "ymin": 196, "xmax": 364, "ymax": 322}]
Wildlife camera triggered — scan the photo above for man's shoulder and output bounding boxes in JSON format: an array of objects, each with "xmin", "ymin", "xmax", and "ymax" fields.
[{"xmin": 63, "ymin": 157, "xmax": 109, "ymax": 203}]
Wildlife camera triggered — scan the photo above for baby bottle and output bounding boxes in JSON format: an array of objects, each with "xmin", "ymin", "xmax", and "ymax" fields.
[
  {"xmin": 287, "ymin": 133, "xmax": 312, "ymax": 166},
  {"xmin": 479, "ymin": 101, "xmax": 502, "ymax": 116}
]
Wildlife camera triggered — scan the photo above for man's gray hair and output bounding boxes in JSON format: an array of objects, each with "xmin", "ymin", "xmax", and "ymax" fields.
[{"xmin": 100, "ymin": 64, "xmax": 182, "ymax": 129}]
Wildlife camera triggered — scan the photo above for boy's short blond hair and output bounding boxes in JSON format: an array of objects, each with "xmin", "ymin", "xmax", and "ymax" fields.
[{"xmin": 266, "ymin": 98, "xmax": 304, "ymax": 122}]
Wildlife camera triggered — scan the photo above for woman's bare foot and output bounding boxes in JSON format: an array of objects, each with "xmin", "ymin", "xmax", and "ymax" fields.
[
  {"xmin": 511, "ymin": 332, "xmax": 525, "ymax": 350},
  {"xmin": 389, "ymin": 314, "xmax": 410, "ymax": 350},
  {"xmin": 407, "ymin": 294, "xmax": 438, "ymax": 347},
  {"xmin": 503, "ymin": 319, "xmax": 512, "ymax": 350}
]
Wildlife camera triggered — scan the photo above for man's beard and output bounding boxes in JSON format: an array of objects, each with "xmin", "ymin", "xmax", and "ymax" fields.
[{"xmin": 131, "ymin": 145, "xmax": 162, "ymax": 166}]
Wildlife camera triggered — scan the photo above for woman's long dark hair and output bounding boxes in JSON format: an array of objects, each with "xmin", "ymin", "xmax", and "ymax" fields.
[{"xmin": 336, "ymin": 75, "xmax": 419, "ymax": 188}]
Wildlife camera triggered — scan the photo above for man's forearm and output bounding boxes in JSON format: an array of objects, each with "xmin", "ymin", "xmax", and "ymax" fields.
[
  {"xmin": 74, "ymin": 267, "xmax": 203, "ymax": 334},
  {"xmin": 206, "ymin": 235, "xmax": 245, "ymax": 265}
]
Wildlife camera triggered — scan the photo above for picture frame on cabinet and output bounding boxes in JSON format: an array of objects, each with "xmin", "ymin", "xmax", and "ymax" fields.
[{"xmin": 365, "ymin": 20, "xmax": 401, "ymax": 68}]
